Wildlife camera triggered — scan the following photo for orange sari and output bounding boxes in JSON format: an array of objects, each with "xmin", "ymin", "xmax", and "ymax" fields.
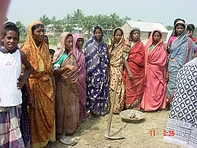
[
  {"xmin": 123, "ymin": 39, "xmax": 145, "ymax": 109},
  {"xmin": 20, "ymin": 21, "xmax": 55, "ymax": 148}
]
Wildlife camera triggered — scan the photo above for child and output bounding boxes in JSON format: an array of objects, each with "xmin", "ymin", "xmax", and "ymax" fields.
[
  {"xmin": 0, "ymin": 23, "xmax": 33, "ymax": 147},
  {"xmin": 49, "ymin": 48, "xmax": 55, "ymax": 62}
]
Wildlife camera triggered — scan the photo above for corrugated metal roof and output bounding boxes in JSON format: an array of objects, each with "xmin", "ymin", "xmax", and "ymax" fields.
[{"xmin": 126, "ymin": 20, "xmax": 168, "ymax": 33}]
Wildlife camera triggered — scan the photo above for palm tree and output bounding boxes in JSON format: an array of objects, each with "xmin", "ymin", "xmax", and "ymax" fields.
[
  {"xmin": 71, "ymin": 9, "xmax": 84, "ymax": 27},
  {"xmin": 39, "ymin": 15, "xmax": 51, "ymax": 26}
]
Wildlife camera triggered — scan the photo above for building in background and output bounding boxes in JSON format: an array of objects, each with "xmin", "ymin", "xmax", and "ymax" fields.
[{"xmin": 121, "ymin": 20, "xmax": 169, "ymax": 44}]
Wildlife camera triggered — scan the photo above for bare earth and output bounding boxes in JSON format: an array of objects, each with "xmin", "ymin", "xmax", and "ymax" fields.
[
  {"xmin": 49, "ymin": 110, "xmax": 183, "ymax": 148},
  {"xmin": 48, "ymin": 45, "xmax": 182, "ymax": 148}
]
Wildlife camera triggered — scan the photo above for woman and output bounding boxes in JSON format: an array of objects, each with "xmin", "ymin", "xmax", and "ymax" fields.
[
  {"xmin": 72, "ymin": 33, "xmax": 87, "ymax": 122},
  {"xmin": 20, "ymin": 21, "xmax": 55, "ymax": 148},
  {"xmin": 141, "ymin": 29, "xmax": 167, "ymax": 111},
  {"xmin": 53, "ymin": 32, "xmax": 79, "ymax": 144},
  {"xmin": 84, "ymin": 26, "xmax": 109, "ymax": 116},
  {"xmin": 123, "ymin": 27, "xmax": 145, "ymax": 109},
  {"xmin": 163, "ymin": 57, "xmax": 197, "ymax": 148},
  {"xmin": 166, "ymin": 20, "xmax": 196, "ymax": 105},
  {"xmin": 108, "ymin": 28, "xmax": 125, "ymax": 113}
]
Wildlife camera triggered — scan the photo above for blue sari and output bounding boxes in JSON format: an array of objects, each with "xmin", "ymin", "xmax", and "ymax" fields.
[
  {"xmin": 167, "ymin": 32, "xmax": 196, "ymax": 99},
  {"xmin": 84, "ymin": 28, "xmax": 109, "ymax": 116}
]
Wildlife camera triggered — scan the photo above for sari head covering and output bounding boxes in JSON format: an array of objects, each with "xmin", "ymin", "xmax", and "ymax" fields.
[
  {"xmin": 108, "ymin": 27, "xmax": 125, "ymax": 113},
  {"xmin": 108, "ymin": 27, "xmax": 124, "ymax": 50},
  {"xmin": 72, "ymin": 33, "xmax": 84, "ymax": 61},
  {"xmin": 84, "ymin": 25, "xmax": 103, "ymax": 48},
  {"xmin": 123, "ymin": 27, "xmax": 140, "ymax": 58},
  {"xmin": 20, "ymin": 20, "xmax": 51, "ymax": 74},
  {"xmin": 166, "ymin": 19, "xmax": 196, "ymax": 100},
  {"xmin": 53, "ymin": 32, "xmax": 72, "ymax": 63},
  {"xmin": 144, "ymin": 29, "xmax": 165, "ymax": 76},
  {"xmin": 72, "ymin": 33, "xmax": 87, "ymax": 121},
  {"xmin": 141, "ymin": 29, "xmax": 167, "ymax": 111},
  {"xmin": 20, "ymin": 21, "xmax": 55, "ymax": 148},
  {"xmin": 145, "ymin": 29, "xmax": 163, "ymax": 50},
  {"xmin": 84, "ymin": 25, "xmax": 109, "ymax": 116},
  {"xmin": 84, "ymin": 25, "xmax": 107, "ymax": 75}
]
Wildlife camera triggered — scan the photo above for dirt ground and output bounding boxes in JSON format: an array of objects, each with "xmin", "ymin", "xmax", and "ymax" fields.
[
  {"xmin": 49, "ymin": 110, "xmax": 183, "ymax": 148},
  {"xmin": 47, "ymin": 45, "xmax": 182, "ymax": 148}
]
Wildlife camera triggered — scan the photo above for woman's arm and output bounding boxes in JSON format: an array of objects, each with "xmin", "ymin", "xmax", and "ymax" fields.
[
  {"xmin": 123, "ymin": 59, "xmax": 134, "ymax": 80},
  {"xmin": 54, "ymin": 65, "xmax": 77, "ymax": 77}
]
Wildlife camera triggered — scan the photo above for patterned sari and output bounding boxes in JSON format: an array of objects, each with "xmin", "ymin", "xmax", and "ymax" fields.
[
  {"xmin": 53, "ymin": 32, "xmax": 79, "ymax": 135},
  {"xmin": 163, "ymin": 57, "xmax": 197, "ymax": 148},
  {"xmin": 84, "ymin": 26, "xmax": 109, "ymax": 116},
  {"xmin": 166, "ymin": 28, "xmax": 196, "ymax": 100},
  {"xmin": 20, "ymin": 21, "xmax": 55, "ymax": 148},
  {"xmin": 141, "ymin": 29, "xmax": 167, "ymax": 111},
  {"xmin": 72, "ymin": 33, "xmax": 87, "ymax": 122},
  {"xmin": 108, "ymin": 28, "xmax": 125, "ymax": 113},
  {"xmin": 123, "ymin": 28, "xmax": 145, "ymax": 109}
]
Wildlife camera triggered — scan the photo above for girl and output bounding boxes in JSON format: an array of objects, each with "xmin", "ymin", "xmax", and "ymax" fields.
[
  {"xmin": 108, "ymin": 28, "xmax": 125, "ymax": 113},
  {"xmin": 166, "ymin": 20, "xmax": 196, "ymax": 105},
  {"xmin": 84, "ymin": 26, "xmax": 109, "ymax": 116}
]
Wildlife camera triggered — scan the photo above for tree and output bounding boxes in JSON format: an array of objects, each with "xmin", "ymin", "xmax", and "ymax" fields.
[
  {"xmin": 71, "ymin": 9, "xmax": 84, "ymax": 27},
  {"xmin": 39, "ymin": 15, "xmax": 51, "ymax": 26},
  {"xmin": 15, "ymin": 21, "xmax": 25, "ymax": 33}
]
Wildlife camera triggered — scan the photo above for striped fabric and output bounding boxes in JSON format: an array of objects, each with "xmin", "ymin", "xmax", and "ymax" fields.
[{"xmin": 0, "ymin": 106, "xmax": 24, "ymax": 148}]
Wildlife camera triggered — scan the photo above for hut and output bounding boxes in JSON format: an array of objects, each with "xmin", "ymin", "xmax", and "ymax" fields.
[{"xmin": 121, "ymin": 20, "xmax": 169, "ymax": 44}]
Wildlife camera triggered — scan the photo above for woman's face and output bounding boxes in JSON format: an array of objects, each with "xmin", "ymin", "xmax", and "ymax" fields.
[
  {"xmin": 76, "ymin": 38, "xmax": 84, "ymax": 49},
  {"xmin": 94, "ymin": 28, "xmax": 102, "ymax": 41},
  {"xmin": 32, "ymin": 26, "xmax": 44, "ymax": 43},
  {"xmin": 64, "ymin": 35, "xmax": 73, "ymax": 50},
  {"xmin": 130, "ymin": 30, "xmax": 140, "ymax": 42},
  {"xmin": 153, "ymin": 31, "xmax": 162, "ymax": 44},
  {"xmin": 175, "ymin": 24, "xmax": 184, "ymax": 36},
  {"xmin": 114, "ymin": 30, "xmax": 123, "ymax": 43}
]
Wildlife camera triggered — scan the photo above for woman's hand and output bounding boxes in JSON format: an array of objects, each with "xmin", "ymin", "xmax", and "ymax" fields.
[
  {"xmin": 27, "ymin": 92, "xmax": 35, "ymax": 108},
  {"xmin": 62, "ymin": 65, "xmax": 77, "ymax": 73},
  {"xmin": 166, "ymin": 72, "xmax": 169, "ymax": 82},
  {"xmin": 128, "ymin": 73, "xmax": 134, "ymax": 80}
]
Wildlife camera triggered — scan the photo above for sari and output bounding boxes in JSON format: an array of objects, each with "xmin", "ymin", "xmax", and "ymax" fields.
[
  {"xmin": 84, "ymin": 26, "xmax": 109, "ymax": 116},
  {"xmin": 20, "ymin": 21, "xmax": 55, "ymax": 148},
  {"xmin": 163, "ymin": 57, "xmax": 197, "ymax": 148},
  {"xmin": 141, "ymin": 29, "xmax": 167, "ymax": 111},
  {"xmin": 123, "ymin": 28, "xmax": 145, "ymax": 109},
  {"xmin": 54, "ymin": 32, "xmax": 79, "ymax": 135},
  {"xmin": 72, "ymin": 33, "xmax": 87, "ymax": 122},
  {"xmin": 166, "ymin": 21, "xmax": 196, "ymax": 101},
  {"xmin": 108, "ymin": 28, "xmax": 125, "ymax": 113}
]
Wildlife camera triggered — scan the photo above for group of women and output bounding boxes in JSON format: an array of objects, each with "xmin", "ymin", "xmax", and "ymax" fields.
[{"xmin": 6, "ymin": 18, "xmax": 196, "ymax": 148}]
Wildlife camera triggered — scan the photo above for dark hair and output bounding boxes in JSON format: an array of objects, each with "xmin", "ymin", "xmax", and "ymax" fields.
[
  {"xmin": 94, "ymin": 26, "xmax": 103, "ymax": 34},
  {"xmin": 44, "ymin": 35, "xmax": 48, "ymax": 39},
  {"xmin": 187, "ymin": 24, "xmax": 195, "ymax": 31},
  {"xmin": 65, "ymin": 33, "xmax": 73, "ymax": 40},
  {"xmin": 113, "ymin": 28, "xmax": 123, "ymax": 36},
  {"xmin": 1, "ymin": 22, "xmax": 19, "ymax": 37},
  {"xmin": 153, "ymin": 30, "xmax": 162, "ymax": 37},
  {"xmin": 31, "ymin": 24, "xmax": 44, "ymax": 33},
  {"xmin": 130, "ymin": 29, "xmax": 140, "ymax": 37},
  {"xmin": 49, "ymin": 49, "xmax": 55, "ymax": 55},
  {"xmin": 173, "ymin": 18, "xmax": 185, "ymax": 26}
]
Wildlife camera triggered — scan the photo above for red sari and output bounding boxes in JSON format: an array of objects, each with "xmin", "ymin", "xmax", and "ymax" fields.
[
  {"xmin": 141, "ymin": 30, "xmax": 167, "ymax": 111},
  {"xmin": 123, "ymin": 40, "xmax": 145, "ymax": 109}
]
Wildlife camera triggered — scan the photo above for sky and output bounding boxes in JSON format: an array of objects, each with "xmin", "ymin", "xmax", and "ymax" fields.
[{"xmin": 6, "ymin": 0, "xmax": 197, "ymax": 27}]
